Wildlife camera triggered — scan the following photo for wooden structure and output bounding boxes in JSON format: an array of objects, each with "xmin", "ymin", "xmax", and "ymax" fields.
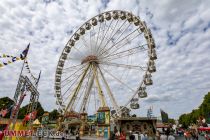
[{"xmin": 115, "ymin": 117, "xmax": 157, "ymax": 136}]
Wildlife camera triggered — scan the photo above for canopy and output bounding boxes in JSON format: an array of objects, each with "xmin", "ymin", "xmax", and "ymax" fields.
[
  {"xmin": 33, "ymin": 119, "xmax": 41, "ymax": 125},
  {"xmin": 198, "ymin": 127, "xmax": 210, "ymax": 131}
]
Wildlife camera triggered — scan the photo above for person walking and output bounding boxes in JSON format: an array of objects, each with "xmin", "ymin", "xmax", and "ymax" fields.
[
  {"xmin": 168, "ymin": 133, "xmax": 175, "ymax": 140},
  {"xmin": 75, "ymin": 131, "xmax": 80, "ymax": 140},
  {"xmin": 160, "ymin": 133, "xmax": 167, "ymax": 140}
]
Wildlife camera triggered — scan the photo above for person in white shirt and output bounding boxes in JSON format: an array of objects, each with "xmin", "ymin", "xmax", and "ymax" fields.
[
  {"xmin": 168, "ymin": 133, "xmax": 175, "ymax": 140},
  {"xmin": 160, "ymin": 133, "xmax": 167, "ymax": 140}
]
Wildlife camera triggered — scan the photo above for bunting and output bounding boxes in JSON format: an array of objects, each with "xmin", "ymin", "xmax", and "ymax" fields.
[
  {"xmin": 0, "ymin": 55, "xmax": 22, "ymax": 68},
  {"xmin": 0, "ymin": 43, "xmax": 30, "ymax": 68}
]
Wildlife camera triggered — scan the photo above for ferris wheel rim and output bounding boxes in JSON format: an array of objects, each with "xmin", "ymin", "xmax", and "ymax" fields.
[{"xmin": 54, "ymin": 10, "xmax": 157, "ymax": 116}]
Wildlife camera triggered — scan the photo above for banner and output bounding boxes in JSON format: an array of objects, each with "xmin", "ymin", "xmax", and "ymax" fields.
[
  {"xmin": 160, "ymin": 109, "xmax": 168, "ymax": 123},
  {"xmin": 97, "ymin": 112, "xmax": 105, "ymax": 124}
]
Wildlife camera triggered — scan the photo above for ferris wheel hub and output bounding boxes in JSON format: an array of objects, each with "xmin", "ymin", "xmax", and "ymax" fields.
[{"xmin": 81, "ymin": 55, "xmax": 99, "ymax": 64}]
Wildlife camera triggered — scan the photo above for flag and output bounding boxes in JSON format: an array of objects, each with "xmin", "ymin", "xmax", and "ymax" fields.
[
  {"xmin": 20, "ymin": 43, "xmax": 30, "ymax": 60},
  {"xmin": 160, "ymin": 109, "xmax": 168, "ymax": 123},
  {"xmin": 35, "ymin": 71, "xmax": 41, "ymax": 86},
  {"xmin": 12, "ymin": 57, "xmax": 16, "ymax": 62}
]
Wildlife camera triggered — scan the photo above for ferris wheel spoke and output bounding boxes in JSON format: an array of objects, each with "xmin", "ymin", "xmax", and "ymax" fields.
[
  {"xmin": 73, "ymin": 71, "xmax": 91, "ymax": 111},
  {"xmin": 102, "ymin": 44, "xmax": 148, "ymax": 61},
  {"xmin": 98, "ymin": 66, "xmax": 119, "ymax": 112},
  {"xmin": 98, "ymin": 19, "xmax": 120, "ymax": 54},
  {"xmin": 100, "ymin": 27, "xmax": 142, "ymax": 57},
  {"xmin": 64, "ymin": 69, "xmax": 91, "ymax": 103},
  {"xmin": 63, "ymin": 64, "xmax": 83, "ymax": 71},
  {"xmin": 65, "ymin": 64, "xmax": 91, "ymax": 112},
  {"xmin": 100, "ymin": 61, "xmax": 147, "ymax": 71},
  {"xmin": 97, "ymin": 19, "xmax": 114, "ymax": 53},
  {"xmin": 62, "ymin": 72, "xmax": 83, "ymax": 98},
  {"xmin": 62, "ymin": 65, "xmax": 86, "ymax": 82},
  {"xmin": 100, "ymin": 66, "xmax": 135, "ymax": 92},
  {"xmin": 61, "ymin": 73, "xmax": 83, "ymax": 89},
  {"xmin": 94, "ymin": 21, "xmax": 102, "ymax": 52},
  {"xmin": 79, "ymin": 71, "xmax": 94, "ymax": 113},
  {"xmin": 98, "ymin": 20, "xmax": 129, "ymax": 55}
]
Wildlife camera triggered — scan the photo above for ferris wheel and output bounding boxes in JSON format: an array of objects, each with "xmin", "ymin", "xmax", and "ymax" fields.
[{"xmin": 54, "ymin": 10, "xmax": 157, "ymax": 117}]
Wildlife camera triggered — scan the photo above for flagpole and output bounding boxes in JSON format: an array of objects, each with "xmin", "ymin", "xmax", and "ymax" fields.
[{"xmin": 7, "ymin": 44, "xmax": 30, "ymax": 133}]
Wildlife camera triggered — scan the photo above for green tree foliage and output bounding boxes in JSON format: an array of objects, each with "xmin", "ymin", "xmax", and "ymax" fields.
[
  {"xmin": 49, "ymin": 109, "xmax": 60, "ymax": 121},
  {"xmin": 168, "ymin": 118, "xmax": 175, "ymax": 124},
  {"xmin": 0, "ymin": 97, "xmax": 14, "ymax": 118},
  {"xmin": 18, "ymin": 102, "xmax": 45, "ymax": 119},
  {"xmin": 179, "ymin": 92, "xmax": 210, "ymax": 128},
  {"xmin": 0, "ymin": 96, "xmax": 44, "ymax": 119}
]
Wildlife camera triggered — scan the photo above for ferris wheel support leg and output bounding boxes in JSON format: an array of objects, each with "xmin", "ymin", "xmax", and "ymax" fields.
[
  {"xmin": 65, "ymin": 64, "xmax": 91, "ymax": 113},
  {"xmin": 98, "ymin": 66, "xmax": 120, "ymax": 116},
  {"xmin": 79, "ymin": 71, "xmax": 95, "ymax": 113},
  {"xmin": 93, "ymin": 64, "xmax": 106, "ymax": 107}
]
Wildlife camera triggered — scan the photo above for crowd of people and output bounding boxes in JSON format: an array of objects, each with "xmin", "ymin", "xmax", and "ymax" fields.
[{"xmin": 110, "ymin": 130, "xmax": 176, "ymax": 140}]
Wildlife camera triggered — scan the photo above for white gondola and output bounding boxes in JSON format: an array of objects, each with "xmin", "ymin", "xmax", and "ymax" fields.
[
  {"xmin": 148, "ymin": 60, "xmax": 155, "ymax": 66},
  {"xmin": 112, "ymin": 11, "xmax": 119, "ymax": 19},
  {"xmin": 85, "ymin": 22, "xmax": 91, "ymax": 30},
  {"xmin": 134, "ymin": 17, "xmax": 140, "ymax": 26},
  {"xmin": 140, "ymin": 21, "xmax": 147, "ymax": 32},
  {"xmin": 130, "ymin": 103, "xmax": 140, "ymax": 109},
  {"xmin": 58, "ymin": 61, "xmax": 64, "ymax": 67},
  {"xmin": 91, "ymin": 18, "xmax": 97, "ymax": 26},
  {"xmin": 61, "ymin": 53, "xmax": 67, "ymax": 60},
  {"xmin": 56, "ymin": 70, "xmax": 62, "ymax": 75},
  {"xmin": 74, "ymin": 33, "xmax": 80, "ymax": 40},
  {"xmin": 98, "ymin": 14, "xmax": 104, "ymax": 22},
  {"xmin": 55, "ymin": 85, "xmax": 60, "ymax": 90},
  {"xmin": 120, "ymin": 11, "xmax": 126, "ymax": 20},
  {"xmin": 79, "ymin": 27, "xmax": 85, "ymax": 35},
  {"xmin": 148, "ymin": 38, "xmax": 155, "ymax": 48},
  {"xmin": 105, "ymin": 12, "xmax": 111, "ymax": 20},
  {"xmin": 127, "ymin": 13, "xmax": 133, "ymax": 22},
  {"xmin": 144, "ymin": 72, "xmax": 152, "ymax": 78},
  {"xmin": 144, "ymin": 77, "xmax": 153, "ymax": 85},
  {"xmin": 149, "ymin": 49, "xmax": 157, "ymax": 60},
  {"xmin": 55, "ymin": 78, "xmax": 60, "ymax": 83},
  {"xmin": 68, "ymin": 39, "xmax": 75, "ymax": 46},
  {"xmin": 130, "ymin": 98, "xmax": 139, "ymax": 109},
  {"xmin": 145, "ymin": 29, "xmax": 152, "ymax": 39},
  {"xmin": 138, "ymin": 91, "xmax": 147, "ymax": 98},
  {"xmin": 56, "ymin": 94, "xmax": 61, "ymax": 98},
  {"xmin": 65, "ymin": 46, "xmax": 71, "ymax": 53},
  {"xmin": 148, "ymin": 65, "xmax": 156, "ymax": 73}
]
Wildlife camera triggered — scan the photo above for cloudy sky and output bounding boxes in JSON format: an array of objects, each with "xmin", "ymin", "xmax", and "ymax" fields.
[{"xmin": 0, "ymin": 0, "xmax": 210, "ymax": 119}]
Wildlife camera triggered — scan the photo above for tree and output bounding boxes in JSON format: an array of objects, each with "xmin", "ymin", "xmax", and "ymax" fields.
[
  {"xmin": 0, "ymin": 97, "xmax": 14, "ymax": 118},
  {"xmin": 18, "ymin": 102, "xmax": 45, "ymax": 119},
  {"xmin": 49, "ymin": 109, "xmax": 60, "ymax": 121},
  {"xmin": 179, "ymin": 92, "xmax": 210, "ymax": 127}
]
